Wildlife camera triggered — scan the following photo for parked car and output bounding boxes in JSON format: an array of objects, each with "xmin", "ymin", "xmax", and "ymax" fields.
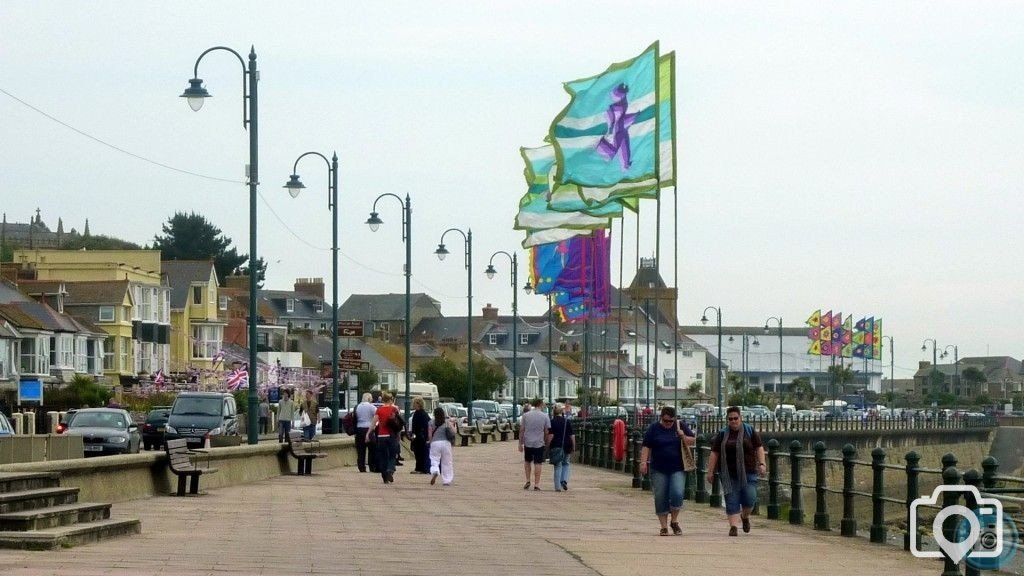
[
  {"xmin": 142, "ymin": 406, "xmax": 172, "ymax": 450},
  {"xmin": 61, "ymin": 408, "xmax": 141, "ymax": 456},
  {"xmin": 470, "ymin": 400, "xmax": 503, "ymax": 424},
  {"xmin": 165, "ymin": 392, "xmax": 240, "ymax": 448},
  {"xmin": 0, "ymin": 412, "xmax": 14, "ymax": 436},
  {"xmin": 793, "ymin": 410, "xmax": 824, "ymax": 422}
]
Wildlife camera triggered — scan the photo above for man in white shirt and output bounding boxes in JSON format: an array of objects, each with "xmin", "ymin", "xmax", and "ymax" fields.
[
  {"xmin": 355, "ymin": 393, "xmax": 377, "ymax": 473},
  {"xmin": 518, "ymin": 398, "xmax": 550, "ymax": 490}
]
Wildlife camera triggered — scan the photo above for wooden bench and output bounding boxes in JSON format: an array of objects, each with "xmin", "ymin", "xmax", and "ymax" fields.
[
  {"xmin": 475, "ymin": 419, "xmax": 496, "ymax": 443},
  {"xmin": 496, "ymin": 420, "xmax": 513, "ymax": 441},
  {"xmin": 456, "ymin": 421, "xmax": 476, "ymax": 447},
  {"xmin": 165, "ymin": 438, "xmax": 218, "ymax": 496},
  {"xmin": 287, "ymin": 430, "xmax": 327, "ymax": 475}
]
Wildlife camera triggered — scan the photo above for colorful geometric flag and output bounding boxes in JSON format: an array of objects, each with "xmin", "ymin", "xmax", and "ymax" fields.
[{"xmin": 806, "ymin": 309, "xmax": 821, "ymax": 327}]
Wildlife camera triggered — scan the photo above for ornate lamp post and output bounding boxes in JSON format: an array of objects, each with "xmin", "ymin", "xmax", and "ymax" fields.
[
  {"xmin": 366, "ymin": 194, "xmax": 412, "ymax": 420},
  {"xmin": 921, "ymin": 338, "xmax": 939, "ymax": 399},
  {"xmin": 485, "ymin": 251, "xmax": 526, "ymax": 419},
  {"xmin": 283, "ymin": 151, "xmax": 340, "ymax": 434},
  {"xmin": 701, "ymin": 306, "xmax": 723, "ymax": 413},
  {"xmin": 941, "ymin": 345, "xmax": 960, "ymax": 408},
  {"xmin": 180, "ymin": 45, "xmax": 261, "ymax": 444},
  {"xmin": 435, "ymin": 228, "xmax": 473, "ymax": 421}
]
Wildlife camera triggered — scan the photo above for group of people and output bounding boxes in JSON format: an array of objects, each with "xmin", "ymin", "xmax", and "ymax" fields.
[
  {"xmin": 641, "ymin": 405, "xmax": 765, "ymax": 537},
  {"xmin": 262, "ymin": 388, "xmax": 320, "ymax": 442}
]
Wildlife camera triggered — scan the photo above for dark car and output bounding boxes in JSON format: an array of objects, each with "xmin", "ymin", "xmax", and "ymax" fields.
[
  {"xmin": 62, "ymin": 408, "xmax": 141, "ymax": 456},
  {"xmin": 165, "ymin": 392, "xmax": 239, "ymax": 448},
  {"xmin": 0, "ymin": 412, "xmax": 14, "ymax": 437},
  {"xmin": 142, "ymin": 406, "xmax": 172, "ymax": 451}
]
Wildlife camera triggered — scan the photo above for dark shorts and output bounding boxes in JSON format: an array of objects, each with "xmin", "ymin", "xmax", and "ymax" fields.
[{"xmin": 524, "ymin": 446, "xmax": 545, "ymax": 464}]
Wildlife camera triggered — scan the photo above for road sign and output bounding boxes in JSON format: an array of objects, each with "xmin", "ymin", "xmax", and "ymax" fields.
[
  {"xmin": 340, "ymin": 349, "xmax": 362, "ymax": 360},
  {"xmin": 337, "ymin": 320, "xmax": 364, "ymax": 337},
  {"xmin": 338, "ymin": 360, "xmax": 370, "ymax": 371}
]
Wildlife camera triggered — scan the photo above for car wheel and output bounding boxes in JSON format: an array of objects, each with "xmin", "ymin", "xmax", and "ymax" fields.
[{"xmin": 144, "ymin": 442, "xmax": 152, "ymax": 451}]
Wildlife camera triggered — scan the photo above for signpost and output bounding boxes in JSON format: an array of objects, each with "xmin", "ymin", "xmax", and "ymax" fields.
[
  {"xmin": 337, "ymin": 320, "xmax": 364, "ymax": 337},
  {"xmin": 340, "ymin": 349, "xmax": 362, "ymax": 360},
  {"xmin": 339, "ymin": 360, "xmax": 370, "ymax": 371}
]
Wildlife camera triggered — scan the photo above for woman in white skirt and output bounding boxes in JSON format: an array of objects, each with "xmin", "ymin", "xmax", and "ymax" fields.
[{"xmin": 428, "ymin": 407, "xmax": 456, "ymax": 486}]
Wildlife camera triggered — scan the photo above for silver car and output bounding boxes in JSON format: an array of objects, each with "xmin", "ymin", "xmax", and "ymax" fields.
[{"xmin": 63, "ymin": 408, "xmax": 141, "ymax": 456}]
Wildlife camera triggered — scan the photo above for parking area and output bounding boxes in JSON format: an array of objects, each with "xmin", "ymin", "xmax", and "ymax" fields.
[{"xmin": 0, "ymin": 440, "xmax": 944, "ymax": 575}]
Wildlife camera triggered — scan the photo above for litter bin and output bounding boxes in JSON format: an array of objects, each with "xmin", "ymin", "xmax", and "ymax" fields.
[{"xmin": 321, "ymin": 416, "xmax": 336, "ymax": 435}]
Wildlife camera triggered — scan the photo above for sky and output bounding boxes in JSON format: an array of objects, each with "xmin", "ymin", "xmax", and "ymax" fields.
[{"xmin": 1, "ymin": 2, "xmax": 1022, "ymax": 379}]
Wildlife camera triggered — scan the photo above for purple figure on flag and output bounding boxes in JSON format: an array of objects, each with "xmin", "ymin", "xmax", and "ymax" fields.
[{"xmin": 595, "ymin": 83, "xmax": 636, "ymax": 170}]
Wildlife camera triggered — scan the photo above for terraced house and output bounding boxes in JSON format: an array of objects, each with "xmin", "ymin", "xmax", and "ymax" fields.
[{"xmin": 162, "ymin": 260, "xmax": 225, "ymax": 379}]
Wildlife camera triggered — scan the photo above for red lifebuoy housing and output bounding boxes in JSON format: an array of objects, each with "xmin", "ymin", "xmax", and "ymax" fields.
[{"xmin": 612, "ymin": 418, "xmax": 627, "ymax": 462}]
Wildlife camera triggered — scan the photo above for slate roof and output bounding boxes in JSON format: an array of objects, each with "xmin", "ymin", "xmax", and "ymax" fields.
[
  {"xmin": 0, "ymin": 303, "xmax": 43, "ymax": 330},
  {"xmin": 0, "ymin": 301, "xmax": 76, "ymax": 332},
  {"xmin": 19, "ymin": 279, "xmax": 131, "ymax": 306},
  {"xmin": 162, "ymin": 260, "xmax": 216, "ymax": 309},
  {"xmin": 0, "ymin": 279, "xmax": 32, "ymax": 304},
  {"xmin": 339, "ymin": 293, "xmax": 440, "ymax": 321},
  {"xmin": 259, "ymin": 289, "xmax": 331, "ymax": 321}
]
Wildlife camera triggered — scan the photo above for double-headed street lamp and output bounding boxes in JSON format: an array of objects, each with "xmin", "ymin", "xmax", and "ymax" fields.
[
  {"xmin": 881, "ymin": 335, "xmax": 895, "ymax": 409},
  {"xmin": 921, "ymin": 338, "xmax": 939, "ymax": 397},
  {"xmin": 764, "ymin": 316, "xmax": 784, "ymax": 398},
  {"xmin": 435, "ymin": 228, "xmax": 473, "ymax": 421},
  {"xmin": 941, "ymin": 345, "xmax": 960, "ymax": 402},
  {"xmin": 366, "ymin": 194, "xmax": 412, "ymax": 420},
  {"xmin": 284, "ymin": 152, "xmax": 340, "ymax": 435},
  {"xmin": 701, "ymin": 306, "xmax": 724, "ymax": 413},
  {"xmin": 180, "ymin": 45, "xmax": 261, "ymax": 445},
  {"xmin": 485, "ymin": 251, "xmax": 526, "ymax": 419}
]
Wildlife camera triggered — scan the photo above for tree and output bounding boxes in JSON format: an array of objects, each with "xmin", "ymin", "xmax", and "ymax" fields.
[
  {"xmin": 727, "ymin": 372, "xmax": 745, "ymax": 393},
  {"xmin": 961, "ymin": 367, "xmax": 987, "ymax": 398},
  {"xmin": 62, "ymin": 233, "xmax": 141, "ymax": 251},
  {"xmin": 687, "ymin": 381, "xmax": 703, "ymax": 397},
  {"xmin": 152, "ymin": 212, "xmax": 265, "ymax": 287},
  {"xmin": 789, "ymin": 377, "xmax": 814, "ymax": 403},
  {"xmin": 828, "ymin": 364, "xmax": 856, "ymax": 396},
  {"xmin": 416, "ymin": 355, "xmax": 503, "ymax": 404}
]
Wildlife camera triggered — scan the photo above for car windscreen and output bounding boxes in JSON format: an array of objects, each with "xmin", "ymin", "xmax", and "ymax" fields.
[
  {"xmin": 146, "ymin": 410, "xmax": 170, "ymax": 422},
  {"xmin": 70, "ymin": 412, "xmax": 128, "ymax": 429},
  {"xmin": 0, "ymin": 413, "xmax": 12, "ymax": 434},
  {"xmin": 172, "ymin": 398, "xmax": 222, "ymax": 416}
]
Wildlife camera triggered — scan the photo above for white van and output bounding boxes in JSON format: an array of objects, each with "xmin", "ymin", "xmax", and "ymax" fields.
[
  {"xmin": 775, "ymin": 404, "xmax": 796, "ymax": 419},
  {"xmin": 381, "ymin": 382, "xmax": 440, "ymax": 413}
]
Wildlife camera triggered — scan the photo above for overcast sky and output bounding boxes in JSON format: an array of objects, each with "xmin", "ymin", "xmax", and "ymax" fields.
[{"xmin": 2, "ymin": 2, "xmax": 1021, "ymax": 379}]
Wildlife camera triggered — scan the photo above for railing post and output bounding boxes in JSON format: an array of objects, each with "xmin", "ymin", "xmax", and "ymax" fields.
[
  {"xmin": 767, "ymin": 438, "xmax": 780, "ymax": 520},
  {"xmin": 962, "ymin": 469, "xmax": 983, "ymax": 576},
  {"xmin": 603, "ymin": 422, "xmax": 614, "ymax": 469},
  {"xmin": 591, "ymin": 420, "xmax": 602, "ymax": 466},
  {"xmin": 709, "ymin": 432, "xmax": 722, "ymax": 508},
  {"xmin": 870, "ymin": 447, "xmax": 887, "ymax": 543},
  {"xmin": 904, "ymin": 451, "xmax": 920, "ymax": 551},
  {"xmin": 941, "ymin": 452, "xmax": 958, "ymax": 475},
  {"xmin": 630, "ymin": 428, "xmax": 642, "ymax": 489},
  {"xmin": 841, "ymin": 444, "xmax": 857, "ymax": 537},
  {"xmin": 813, "ymin": 441, "xmax": 829, "ymax": 530},
  {"xmin": 940, "ymin": 465, "xmax": 963, "ymax": 576},
  {"xmin": 981, "ymin": 455, "xmax": 999, "ymax": 491},
  {"xmin": 695, "ymin": 434, "xmax": 708, "ymax": 503},
  {"xmin": 789, "ymin": 440, "xmax": 804, "ymax": 525}
]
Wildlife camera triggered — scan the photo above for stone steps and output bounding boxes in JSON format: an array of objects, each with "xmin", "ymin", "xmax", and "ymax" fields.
[{"xmin": 0, "ymin": 472, "xmax": 140, "ymax": 550}]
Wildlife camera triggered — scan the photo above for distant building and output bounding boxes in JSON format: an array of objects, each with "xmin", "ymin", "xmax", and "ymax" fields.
[{"xmin": 0, "ymin": 209, "xmax": 87, "ymax": 251}]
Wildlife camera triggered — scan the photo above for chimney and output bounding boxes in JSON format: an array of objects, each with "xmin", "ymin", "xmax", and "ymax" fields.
[
  {"xmin": 226, "ymin": 275, "xmax": 249, "ymax": 290},
  {"xmin": 294, "ymin": 277, "xmax": 325, "ymax": 300},
  {"xmin": 482, "ymin": 303, "xmax": 498, "ymax": 320},
  {"xmin": 919, "ymin": 361, "xmax": 931, "ymax": 370}
]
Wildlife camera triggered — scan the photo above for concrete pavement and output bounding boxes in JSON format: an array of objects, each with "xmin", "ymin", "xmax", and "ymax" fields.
[{"xmin": 0, "ymin": 439, "xmax": 947, "ymax": 575}]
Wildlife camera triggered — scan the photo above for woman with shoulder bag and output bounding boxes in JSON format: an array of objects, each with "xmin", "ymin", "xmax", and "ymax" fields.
[
  {"xmin": 427, "ymin": 407, "xmax": 456, "ymax": 486},
  {"xmin": 547, "ymin": 404, "xmax": 575, "ymax": 492},
  {"xmin": 367, "ymin": 392, "xmax": 401, "ymax": 484},
  {"xmin": 639, "ymin": 406, "xmax": 696, "ymax": 536}
]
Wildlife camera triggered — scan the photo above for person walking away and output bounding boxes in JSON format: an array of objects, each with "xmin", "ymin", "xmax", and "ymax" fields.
[
  {"xmin": 301, "ymin": 389, "xmax": 319, "ymax": 440},
  {"xmin": 519, "ymin": 398, "xmax": 550, "ymax": 491},
  {"xmin": 410, "ymin": 397, "xmax": 431, "ymax": 474},
  {"xmin": 428, "ymin": 407, "xmax": 456, "ymax": 486},
  {"xmin": 277, "ymin": 389, "xmax": 295, "ymax": 443},
  {"xmin": 368, "ymin": 392, "xmax": 402, "ymax": 484},
  {"xmin": 640, "ymin": 406, "xmax": 695, "ymax": 536},
  {"xmin": 706, "ymin": 406, "xmax": 766, "ymax": 536},
  {"xmin": 547, "ymin": 403, "xmax": 575, "ymax": 492},
  {"xmin": 355, "ymin": 393, "xmax": 377, "ymax": 473},
  {"xmin": 258, "ymin": 396, "xmax": 270, "ymax": 435}
]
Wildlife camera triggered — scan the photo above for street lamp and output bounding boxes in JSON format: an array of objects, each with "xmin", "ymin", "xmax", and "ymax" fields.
[
  {"xmin": 764, "ymin": 317, "xmax": 783, "ymax": 399},
  {"xmin": 921, "ymin": 338, "xmax": 939, "ymax": 399},
  {"xmin": 881, "ymin": 335, "xmax": 894, "ymax": 409},
  {"xmin": 180, "ymin": 45, "xmax": 261, "ymax": 444},
  {"xmin": 284, "ymin": 151, "xmax": 340, "ymax": 435},
  {"xmin": 701, "ymin": 306, "xmax": 723, "ymax": 413},
  {"xmin": 366, "ymin": 194, "xmax": 412, "ymax": 420},
  {"xmin": 941, "ymin": 345, "xmax": 960, "ymax": 404},
  {"xmin": 435, "ymin": 228, "xmax": 473, "ymax": 421},
  {"xmin": 485, "ymin": 251, "xmax": 524, "ymax": 419}
]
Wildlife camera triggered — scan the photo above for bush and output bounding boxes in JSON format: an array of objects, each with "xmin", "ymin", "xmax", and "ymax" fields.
[{"xmin": 43, "ymin": 375, "xmax": 112, "ymax": 410}]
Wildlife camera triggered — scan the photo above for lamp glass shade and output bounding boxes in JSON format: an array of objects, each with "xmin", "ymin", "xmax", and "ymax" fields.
[
  {"xmin": 284, "ymin": 174, "xmax": 305, "ymax": 198},
  {"xmin": 700, "ymin": 315, "xmax": 708, "ymax": 325},
  {"xmin": 366, "ymin": 212, "xmax": 382, "ymax": 232},
  {"xmin": 435, "ymin": 244, "xmax": 449, "ymax": 261},
  {"xmin": 523, "ymin": 281, "xmax": 533, "ymax": 294},
  {"xmin": 180, "ymin": 78, "xmax": 210, "ymax": 111},
  {"xmin": 484, "ymin": 264, "xmax": 496, "ymax": 279}
]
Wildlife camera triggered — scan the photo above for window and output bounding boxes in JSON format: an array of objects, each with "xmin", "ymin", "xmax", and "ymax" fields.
[
  {"xmin": 219, "ymin": 295, "xmax": 228, "ymax": 311},
  {"xmin": 286, "ymin": 299, "xmax": 295, "ymax": 313},
  {"xmin": 488, "ymin": 334, "xmax": 498, "ymax": 346},
  {"xmin": 695, "ymin": 373, "xmax": 702, "ymax": 380},
  {"xmin": 131, "ymin": 286, "xmax": 142, "ymax": 321},
  {"xmin": 520, "ymin": 333, "xmax": 529, "ymax": 345},
  {"xmin": 192, "ymin": 325, "xmax": 224, "ymax": 359},
  {"xmin": 320, "ymin": 323, "xmax": 327, "ymax": 331},
  {"xmin": 303, "ymin": 323, "xmax": 311, "ymax": 330},
  {"xmin": 120, "ymin": 337, "xmax": 130, "ymax": 372},
  {"xmin": 103, "ymin": 336, "xmax": 115, "ymax": 371},
  {"xmin": 314, "ymin": 301, "xmax": 323, "ymax": 313},
  {"xmin": 193, "ymin": 286, "xmax": 203, "ymax": 305},
  {"xmin": 99, "ymin": 306, "xmax": 115, "ymax": 322}
]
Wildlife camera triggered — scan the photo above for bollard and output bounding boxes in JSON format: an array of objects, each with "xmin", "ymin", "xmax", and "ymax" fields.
[
  {"xmin": 789, "ymin": 440, "xmax": 803, "ymax": 525},
  {"xmin": 695, "ymin": 434, "xmax": 709, "ymax": 503},
  {"xmin": 813, "ymin": 441, "xmax": 829, "ymax": 530},
  {"xmin": 981, "ymin": 456, "xmax": 999, "ymax": 491},
  {"xmin": 767, "ymin": 438, "xmax": 780, "ymax": 520},
  {"xmin": 11, "ymin": 412, "xmax": 23, "ymax": 435},
  {"xmin": 841, "ymin": 444, "xmax": 857, "ymax": 537},
  {"xmin": 904, "ymin": 451, "xmax": 920, "ymax": 552},
  {"xmin": 47, "ymin": 411, "xmax": 59, "ymax": 434},
  {"xmin": 941, "ymin": 452, "xmax": 958, "ymax": 473},
  {"xmin": 940, "ymin": 466, "xmax": 963, "ymax": 576},
  {"xmin": 631, "ymin": 429, "xmax": 642, "ymax": 489},
  {"xmin": 962, "ymin": 469, "xmax": 983, "ymax": 576},
  {"xmin": 870, "ymin": 447, "xmax": 887, "ymax": 543}
]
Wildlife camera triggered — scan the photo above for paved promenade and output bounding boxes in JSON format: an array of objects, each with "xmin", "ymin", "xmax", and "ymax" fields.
[{"xmin": 2, "ymin": 440, "xmax": 946, "ymax": 576}]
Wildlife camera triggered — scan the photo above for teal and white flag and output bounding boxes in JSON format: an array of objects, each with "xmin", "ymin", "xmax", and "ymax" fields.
[
  {"xmin": 550, "ymin": 43, "xmax": 659, "ymax": 193},
  {"xmin": 514, "ymin": 145, "xmax": 616, "ymax": 234}
]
